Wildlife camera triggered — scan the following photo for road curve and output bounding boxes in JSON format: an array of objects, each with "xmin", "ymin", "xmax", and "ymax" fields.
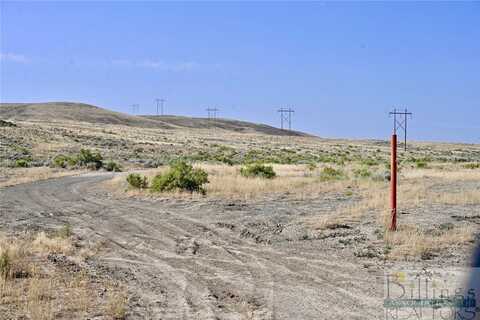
[{"xmin": 0, "ymin": 173, "xmax": 383, "ymax": 319}]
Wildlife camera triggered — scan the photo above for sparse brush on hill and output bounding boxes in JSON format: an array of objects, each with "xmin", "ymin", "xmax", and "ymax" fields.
[
  {"xmin": 52, "ymin": 149, "xmax": 117, "ymax": 171},
  {"xmin": 240, "ymin": 163, "xmax": 276, "ymax": 179},
  {"xmin": 151, "ymin": 161, "xmax": 209, "ymax": 194},
  {"xmin": 353, "ymin": 167, "xmax": 372, "ymax": 179},
  {"xmin": 319, "ymin": 167, "xmax": 344, "ymax": 181}
]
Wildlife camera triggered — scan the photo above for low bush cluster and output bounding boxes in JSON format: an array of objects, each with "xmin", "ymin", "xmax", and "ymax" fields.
[
  {"xmin": 52, "ymin": 149, "xmax": 121, "ymax": 172},
  {"xmin": 353, "ymin": 167, "xmax": 372, "ymax": 179},
  {"xmin": 151, "ymin": 161, "xmax": 209, "ymax": 194},
  {"xmin": 77, "ymin": 149, "xmax": 103, "ymax": 169},
  {"xmin": 240, "ymin": 163, "xmax": 276, "ymax": 179},
  {"xmin": 104, "ymin": 160, "xmax": 122, "ymax": 172},
  {"xmin": 126, "ymin": 173, "xmax": 149, "ymax": 189},
  {"xmin": 15, "ymin": 159, "xmax": 30, "ymax": 168},
  {"xmin": 319, "ymin": 167, "xmax": 344, "ymax": 181}
]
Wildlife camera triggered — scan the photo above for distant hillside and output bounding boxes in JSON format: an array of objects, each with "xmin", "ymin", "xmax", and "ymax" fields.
[
  {"xmin": 0, "ymin": 102, "xmax": 307, "ymax": 136},
  {"xmin": 0, "ymin": 102, "xmax": 171, "ymax": 128},
  {"xmin": 142, "ymin": 115, "xmax": 307, "ymax": 136}
]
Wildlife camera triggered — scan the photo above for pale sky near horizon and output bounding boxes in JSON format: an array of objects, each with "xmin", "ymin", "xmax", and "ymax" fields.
[{"xmin": 1, "ymin": 1, "xmax": 479, "ymax": 143}]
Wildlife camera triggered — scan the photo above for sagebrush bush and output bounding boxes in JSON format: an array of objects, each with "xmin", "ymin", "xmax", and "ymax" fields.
[
  {"xmin": 77, "ymin": 149, "xmax": 103, "ymax": 169},
  {"xmin": 53, "ymin": 155, "xmax": 70, "ymax": 168},
  {"xmin": 240, "ymin": 163, "xmax": 276, "ymax": 179},
  {"xmin": 126, "ymin": 173, "xmax": 148, "ymax": 189},
  {"xmin": 353, "ymin": 167, "xmax": 372, "ymax": 179},
  {"xmin": 15, "ymin": 159, "xmax": 30, "ymax": 168},
  {"xmin": 105, "ymin": 160, "xmax": 122, "ymax": 172},
  {"xmin": 319, "ymin": 167, "xmax": 344, "ymax": 181},
  {"xmin": 360, "ymin": 158, "xmax": 379, "ymax": 166},
  {"xmin": 151, "ymin": 161, "xmax": 209, "ymax": 194}
]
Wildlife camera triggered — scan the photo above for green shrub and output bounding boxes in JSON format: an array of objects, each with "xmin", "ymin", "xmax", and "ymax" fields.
[
  {"xmin": 215, "ymin": 155, "xmax": 235, "ymax": 166},
  {"xmin": 53, "ymin": 154, "xmax": 70, "ymax": 168},
  {"xmin": 319, "ymin": 167, "xmax": 344, "ymax": 181},
  {"xmin": 77, "ymin": 149, "xmax": 103, "ymax": 169},
  {"xmin": 353, "ymin": 167, "xmax": 372, "ymax": 179},
  {"xmin": 415, "ymin": 160, "xmax": 428, "ymax": 169},
  {"xmin": 126, "ymin": 173, "xmax": 148, "ymax": 189},
  {"xmin": 0, "ymin": 250, "xmax": 11, "ymax": 279},
  {"xmin": 463, "ymin": 163, "xmax": 480, "ymax": 169},
  {"xmin": 15, "ymin": 159, "xmax": 30, "ymax": 168},
  {"xmin": 306, "ymin": 163, "xmax": 317, "ymax": 172},
  {"xmin": 151, "ymin": 161, "xmax": 209, "ymax": 194},
  {"xmin": 104, "ymin": 161, "xmax": 122, "ymax": 172},
  {"xmin": 240, "ymin": 163, "xmax": 276, "ymax": 179},
  {"xmin": 360, "ymin": 158, "xmax": 378, "ymax": 166},
  {"xmin": 67, "ymin": 157, "xmax": 78, "ymax": 167}
]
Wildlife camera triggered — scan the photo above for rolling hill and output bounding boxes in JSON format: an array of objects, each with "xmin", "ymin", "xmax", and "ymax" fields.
[{"xmin": 0, "ymin": 102, "xmax": 307, "ymax": 136}]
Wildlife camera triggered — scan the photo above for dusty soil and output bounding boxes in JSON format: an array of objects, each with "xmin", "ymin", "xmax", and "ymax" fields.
[{"xmin": 0, "ymin": 173, "xmax": 385, "ymax": 319}]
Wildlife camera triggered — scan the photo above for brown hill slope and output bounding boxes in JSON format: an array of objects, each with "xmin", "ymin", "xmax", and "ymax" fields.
[
  {"xmin": 0, "ymin": 102, "xmax": 172, "ymax": 128},
  {"xmin": 0, "ymin": 102, "xmax": 307, "ymax": 136},
  {"xmin": 141, "ymin": 115, "xmax": 307, "ymax": 136}
]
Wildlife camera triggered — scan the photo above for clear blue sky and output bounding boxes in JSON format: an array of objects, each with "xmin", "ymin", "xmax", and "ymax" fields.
[{"xmin": 1, "ymin": 1, "xmax": 479, "ymax": 142}]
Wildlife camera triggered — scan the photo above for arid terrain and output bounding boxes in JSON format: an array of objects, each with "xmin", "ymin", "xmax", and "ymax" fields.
[{"xmin": 1, "ymin": 102, "xmax": 479, "ymax": 319}]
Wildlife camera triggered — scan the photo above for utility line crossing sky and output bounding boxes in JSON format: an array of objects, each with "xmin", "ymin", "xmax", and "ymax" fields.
[{"xmin": 1, "ymin": 2, "xmax": 479, "ymax": 143}]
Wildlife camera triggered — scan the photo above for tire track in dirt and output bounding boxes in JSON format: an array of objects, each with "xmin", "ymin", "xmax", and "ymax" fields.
[{"xmin": 0, "ymin": 173, "xmax": 383, "ymax": 319}]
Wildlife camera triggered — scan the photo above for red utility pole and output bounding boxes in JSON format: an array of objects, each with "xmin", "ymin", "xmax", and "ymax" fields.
[
  {"xmin": 390, "ymin": 134, "xmax": 397, "ymax": 231},
  {"xmin": 388, "ymin": 108, "xmax": 412, "ymax": 232}
]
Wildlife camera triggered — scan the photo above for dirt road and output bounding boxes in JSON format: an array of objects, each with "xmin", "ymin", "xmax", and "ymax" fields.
[{"xmin": 0, "ymin": 173, "xmax": 383, "ymax": 319}]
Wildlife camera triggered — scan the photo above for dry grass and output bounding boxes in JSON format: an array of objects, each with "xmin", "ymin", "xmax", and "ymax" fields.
[
  {"xmin": 0, "ymin": 231, "xmax": 127, "ymax": 319},
  {"xmin": 32, "ymin": 232, "xmax": 73, "ymax": 255},
  {"xmin": 384, "ymin": 224, "xmax": 475, "ymax": 260},
  {"xmin": 0, "ymin": 167, "xmax": 84, "ymax": 188},
  {"xmin": 107, "ymin": 164, "xmax": 356, "ymax": 200},
  {"xmin": 105, "ymin": 160, "xmax": 480, "ymax": 261},
  {"xmin": 308, "ymin": 180, "xmax": 389, "ymax": 230},
  {"xmin": 106, "ymin": 288, "xmax": 128, "ymax": 320},
  {"xmin": 303, "ymin": 163, "xmax": 479, "ymax": 259}
]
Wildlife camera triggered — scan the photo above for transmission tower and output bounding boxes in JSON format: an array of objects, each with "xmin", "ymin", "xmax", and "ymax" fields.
[
  {"xmin": 389, "ymin": 108, "xmax": 413, "ymax": 151},
  {"xmin": 277, "ymin": 107, "xmax": 295, "ymax": 130},
  {"xmin": 206, "ymin": 107, "xmax": 219, "ymax": 120},
  {"xmin": 155, "ymin": 98, "xmax": 165, "ymax": 116},
  {"xmin": 131, "ymin": 104, "xmax": 139, "ymax": 115},
  {"xmin": 388, "ymin": 107, "xmax": 413, "ymax": 232}
]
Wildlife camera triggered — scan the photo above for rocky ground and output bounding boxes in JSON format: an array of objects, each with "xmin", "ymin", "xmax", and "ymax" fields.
[{"xmin": 0, "ymin": 169, "xmax": 478, "ymax": 319}]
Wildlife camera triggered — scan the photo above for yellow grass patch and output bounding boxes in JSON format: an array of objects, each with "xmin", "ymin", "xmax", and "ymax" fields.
[
  {"xmin": 385, "ymin": 224, "xmax": 475, "ymax": 260},
  {"xmin": 0, "ymin": 232, "xmax": 126, "ymax": 319},
  {"xmin": 0, "ymin": 167, "xmax": 84, "ymax": 188}
]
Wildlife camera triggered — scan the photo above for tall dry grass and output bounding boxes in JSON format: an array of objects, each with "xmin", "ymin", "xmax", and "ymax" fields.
[
  {"xmin": 0, "ymin": 231, "xmax": 126, "ymax": 319},
  {"xmin": 0, "ymin": 167, "xmax": 84, "ymax": 188},
  {"xmin": 384, "ymin": 224, "xmax": 475, "ymax": 260},
  {"xmin": 107, "ymin": 163, "xmax": 357, "ymax": 200}
]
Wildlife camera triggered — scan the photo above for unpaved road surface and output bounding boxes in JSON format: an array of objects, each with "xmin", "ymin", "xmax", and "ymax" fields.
[{"xmin": 0, "ymin": 173, "xmax": 383, "ymax": 319}]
